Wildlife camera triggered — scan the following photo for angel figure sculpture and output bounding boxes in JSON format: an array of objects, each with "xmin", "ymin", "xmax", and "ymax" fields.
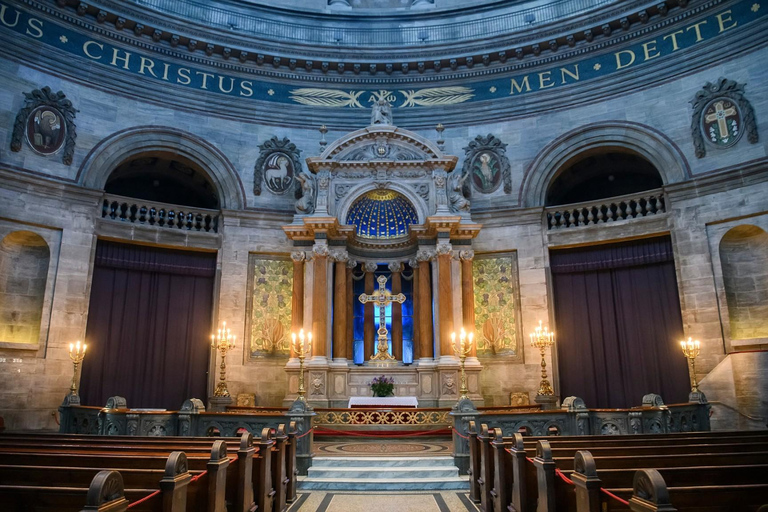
[
  {"xmin": 371, "ymin": 98, "xmax": 393, "ymax": 126},
  {"xmin": 295, "ymin": 172, "xmax": 316, "ymax": 214},
  {"xmin": 448, "ymin": 169, "xmax": 471, "ymax": 212}
]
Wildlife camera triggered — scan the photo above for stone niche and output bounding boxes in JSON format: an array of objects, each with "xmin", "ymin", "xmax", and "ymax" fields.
[
  {"xmin": 719, "ymin": 225, "xmax": 768, "ymax": 341},
  {"xmin": 0, "ymin": 231, "xmax": 50, "ymax": 346}
]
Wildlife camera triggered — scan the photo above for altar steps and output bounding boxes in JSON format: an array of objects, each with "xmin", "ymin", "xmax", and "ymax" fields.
[{"xmin": 299, "ymin": 456, "xmax": 469, "ymax": 491}]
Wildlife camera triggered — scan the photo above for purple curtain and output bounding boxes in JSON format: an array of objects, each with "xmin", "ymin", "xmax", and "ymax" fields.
[
  {"xmin": 80, "ymin": 241, "xmax": 216, "ymax": 410},
  {"xmin": 550, "ymin": 237, "xmax": 690, "ymax": 409}
]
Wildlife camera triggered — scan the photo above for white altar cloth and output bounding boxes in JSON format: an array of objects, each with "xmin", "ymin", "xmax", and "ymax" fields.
[{"xmin": 347, "ymin": 396, "xmax": 419, "ymax": 408}]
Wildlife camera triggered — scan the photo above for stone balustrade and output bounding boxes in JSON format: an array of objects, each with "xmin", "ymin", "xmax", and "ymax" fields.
[
  {"xmin": 100, "ymin": 194, "xmax": 220, "ymax": 233},
  {"xmin": 545, "ymin": 189, "xmax": 666, "ymax": 230}
]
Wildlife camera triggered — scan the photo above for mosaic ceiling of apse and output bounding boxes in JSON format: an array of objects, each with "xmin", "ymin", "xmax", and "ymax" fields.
[{"xmin": 346, "ymin": 190, "xmax": 418, "ymax": 239}]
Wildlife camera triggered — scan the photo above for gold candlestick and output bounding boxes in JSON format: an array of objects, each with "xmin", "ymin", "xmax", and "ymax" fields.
[
  {"xmin": 452, "ymin": 328, "xmax": 474, "ymax": 400},
  {"xmin": 292, "ymin": 329, "xmax": 312, "ymax": 401},
  {"xmin": 680, "ymin": 337, "xmax": 701, "ymax": 393},
  {"xmin": 530, "ymin": 320, "xmax": 555, "ymax": 396},
  {"xmin": 211, "ymin": 321, "xmax": 236, "ymax": 397},
  {"xmin": 68, "ymin": 340, "xmax": 87, "ymax": 397}
]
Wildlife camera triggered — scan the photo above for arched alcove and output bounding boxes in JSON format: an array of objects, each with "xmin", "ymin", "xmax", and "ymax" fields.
[
  {"xmin": 346, "ymin": 190, "xmax": 419, "ymax": 239},
  {"xmin": 545, "ymin": 150, "xmax": 663, "ymax": 206},
  {"xmin": 78, "ymin": 126, "xmax": 245, "ymax": 210},
  {"xmin": 105, "ymin": 155, "xmax": 219, "ymax": 209},
  {"xmin": 521, "ymin": 121, "xmax": 689, "ymax": 207},
  {"xmin": 719, "ymin": 225, "xmax": 768, "ymax": 340},
  {"xmin": 0, "ymin": 231, "xmax": 50, "ymax": 345}
]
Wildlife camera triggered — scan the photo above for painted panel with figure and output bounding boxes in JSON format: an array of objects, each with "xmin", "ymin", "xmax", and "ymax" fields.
[
  {"xmin": 247, "ymin": 255, "xmax": 292, "ymax": 358},
  {"xmin": 473, "ymin": 254, "xmax": 522, "ymax": 360}
]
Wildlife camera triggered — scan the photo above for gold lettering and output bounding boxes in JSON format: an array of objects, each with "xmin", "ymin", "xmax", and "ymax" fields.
[
  {"xmin": 510, "ymin": 76, "xmax": 531, "ymax": 95},
  {"xmin": 560, "ymin": 65, "xmax": 580, "ymax": 84},
  {"xmin": 161, "ymin": 63, "xmax": 170, "ymax": 81},
  {"xmin": 642, "ymin": 40, "xmax": 661, "ymax": 61},
  {"xmin": 0, "ymin": 6, "xmax": 21, "ymax": 28},
  {"xmin": 83, "ymin": 40, "xmax": 103, "ymax": 60},
  {"xmin": 716, "ymin": 10, "xmax": 737, "ymax": 33},
  {"xmin": 25, "ymin": 17, "xmax": 43, "ymax": 38},
  {"xmin": 686, "ymin": 20, "xmax": 707, "ymax": 42},
  {"xmin": 138, "ymin": 57, "xmax": 157, "ymax": 77},
  {"xmin": 538, "ymin": 71, "xmax": 555, "ymax": 89},
  {"xmin": 615, "ymin": 50, "xmax": 636, "ymax": 70},
  {"xmin": 240, "ymin": 80, "xmax": 253, "ymax": 97},
  {"xmin": 195, "ymin": 71, "xmax": 214, "ymax": 90},
  {"xmin": 663, "ymin": 30, "xmax": 684, "ymax": 51},
  {"xmin": 218, "ymin": 76, "xmax": 235, "ymax": 94},
  {"xmin": 176, "ymin": 67, "xmax": 191, "ymax": 85},
  {"xmin": 110, "ymin": 48, "xmax": 131, "ymax": 69}
]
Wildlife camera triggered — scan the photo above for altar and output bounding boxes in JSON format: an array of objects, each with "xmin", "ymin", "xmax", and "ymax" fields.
[{"xmin": 348, "ymin": 396, "xmax": 419, "ymax": 408}]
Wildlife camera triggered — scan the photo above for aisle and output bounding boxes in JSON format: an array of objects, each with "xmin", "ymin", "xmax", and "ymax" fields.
[{"xmin": 288, "ymin": 490, "xmax": 479, "ymax": 512}]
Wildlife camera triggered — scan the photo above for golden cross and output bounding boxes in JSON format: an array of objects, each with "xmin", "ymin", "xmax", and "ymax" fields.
[
  {"xmin": 358, "ymin": 275, "xmax": 405, "ymax": 362},
  {"xmin": 704, "ymin": 100, "xmax": 737, "ymax": 139}
]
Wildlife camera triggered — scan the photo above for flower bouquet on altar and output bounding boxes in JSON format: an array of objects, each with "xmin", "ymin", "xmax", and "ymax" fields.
[{"xmin": 369, "ymin": 375, "xmax": 395, "ymax": 397}]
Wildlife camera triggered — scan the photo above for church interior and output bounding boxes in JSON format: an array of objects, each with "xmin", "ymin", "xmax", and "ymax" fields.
[{"xmin": 0, "ymin": 0, "xmax": 767, "ymax": 510}]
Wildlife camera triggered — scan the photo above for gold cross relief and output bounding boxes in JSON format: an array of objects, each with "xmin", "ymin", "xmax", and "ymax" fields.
[
  {"xmin": 704, "ymin": 100, "xmax": 738, "ymax": 139},
  {"xmin": 358, "ymin": 275, "xmax": 406, "ymax": 362}
]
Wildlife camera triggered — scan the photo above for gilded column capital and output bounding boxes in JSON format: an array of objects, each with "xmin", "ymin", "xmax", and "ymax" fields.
[
  {"xmin": 388, "ymin": 261, "xmax": 403, "ymax": 274},
  {"xmin": 459, "ymin": 249, "xmax": 475, "ymax": 261},
  {"xmin": 416, "ymin": 249, "xmax": 435, "ymax": 262},
  {"xmin": 364, "ymin": 261, "xmax": 379, "ymax": 273},
  {"xmin": 290, "ymin": 251, "xmax": 306, "ymax": 262}
]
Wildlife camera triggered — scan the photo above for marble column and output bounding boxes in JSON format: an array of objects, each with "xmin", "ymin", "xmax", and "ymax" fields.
[
  {"xmin": 332, "ymin": 250, "xmax": 349, "ymax": 360},
  {"xmin": 311, "ymin": 243, "xmax": 330, "ymax": 359},
  {"xmin": 363, "ymin": 261, "xmax": 378, "ymax": 361},
  {"xmin": 417, "ymin": 250, "xmax": 434, "ymax": 359},
  {"xmin": 389, "ymin": 262, "xmax": 403, "ymax": 361},
  {"xmin": 290, "ymin": 251, "xmax": 305, "ymax": 358},
  {"xmin": 436, "ymin": 241, "xmax": 455, "ymax": 358},
  {"xmin": 460, "ymin": 249, "xmax": 477, "ymax": 358},
  {"xmin": 409, "ymin": 258, "xmax": 420, "ymax": 361},
  {"xmin": 345, "ymin": 260, "xmax": 356, "ymax": 362}
]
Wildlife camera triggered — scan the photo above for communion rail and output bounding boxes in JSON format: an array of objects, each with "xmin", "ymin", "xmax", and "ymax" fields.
[
  {"xmin": 100, "ymin": 193, "xmax": 220, "ymax": 233},
  {"xmin": 545, "ymin": 188, "xmax": 666, "ymax": 230}
]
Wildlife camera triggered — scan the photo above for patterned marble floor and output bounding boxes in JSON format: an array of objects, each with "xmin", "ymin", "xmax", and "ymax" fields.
[
  {"xmin": 288, "ymin": 491, "xmax": 480, "ymax": 511},
  {"xmin": 313, "ymin": 436, "xmax": 453, "ymax": 456}
]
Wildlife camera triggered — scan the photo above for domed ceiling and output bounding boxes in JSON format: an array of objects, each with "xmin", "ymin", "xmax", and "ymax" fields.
[{"xmin": 346, "ymin": 190, "xmax": 419, "ymax": 239}]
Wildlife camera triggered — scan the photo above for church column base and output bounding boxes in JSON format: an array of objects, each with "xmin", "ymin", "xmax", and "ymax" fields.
[
  {"xmin": 535, "ymin": 394, "xmax": 558, "ymax": 410},
  {"xmin": 208, "ymin": 395, "xmax": 233, "ymax": 412}
]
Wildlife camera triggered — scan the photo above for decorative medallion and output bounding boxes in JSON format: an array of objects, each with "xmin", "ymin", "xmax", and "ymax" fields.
[
  {"xmin": 11, "ymin": 86, "xmax": 77, "ymax": 165},
  {"xmin": 462, "ymin": 134, "xmax": 512, "ymax": 194},
  {"xmin": 690, "ymin": 77, "xmax": 758, "ymax": 158},
  {"xmin": 253, "ymin": 136, "xmax": 302, "ymax": 195}
]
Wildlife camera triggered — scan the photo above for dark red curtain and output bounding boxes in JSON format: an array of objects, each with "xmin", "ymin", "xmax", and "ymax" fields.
[
  {"xmin": 550, "ymin": 236, "xmax": 690, "ymax": 409},
  {"xmin": 80, "ymin": 241, "xmax": 216, "ymax": 410}
]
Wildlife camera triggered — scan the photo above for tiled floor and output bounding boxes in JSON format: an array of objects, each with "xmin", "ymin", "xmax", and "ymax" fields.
[
  {"xmin": 288, "ymin": 491, "xmax": 480, "ymax": 511},
  {"xmin": 313, "ymin": 436, "xmax": 453, "ymax": 456}
]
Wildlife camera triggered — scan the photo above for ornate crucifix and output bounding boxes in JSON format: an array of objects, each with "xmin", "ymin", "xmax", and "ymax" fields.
[{"xmin": 358, "ymin": 274, "xmax": 406, "ymax": 365}]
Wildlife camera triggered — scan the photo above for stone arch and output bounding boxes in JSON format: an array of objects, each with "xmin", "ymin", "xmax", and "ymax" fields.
[
  {"xmin": 337, "ymin": 182, "xmax": 428, "ymax": 228},
  {"xmin": 520, "ymin": 121, "xmax": 690, "ymax": 207},
  {"xmin": 77, "ymin": 126, "xmax": 246, "ymax": 210},
  {"xmin": 0, "ymin": 231, "xmax": 50, "ymax": 345},
  {"xmin": 719, "ymin": 225, "xmax": 768, "ymax": 340}
]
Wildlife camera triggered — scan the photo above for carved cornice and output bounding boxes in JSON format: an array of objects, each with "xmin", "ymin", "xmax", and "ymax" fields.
[{"xmin": 283, "ymin": 216, "xmax": 356, "ymax": 241}]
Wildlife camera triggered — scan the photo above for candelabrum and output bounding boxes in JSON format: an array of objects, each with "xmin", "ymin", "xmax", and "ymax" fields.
[
  {"xmin": 292, "ymin": 329, "xmax": 312, "ymax": 401},
  {"xmin": 452, "ymin": 328, "xmax": 474, "ymax": 400},
  {"xmin": 680, "ymin": 337, "xmax": 701, "ymax": 393},
  {"xmin": 67, "ymin": 340, "xmax": 87, "ymax": 398},
  {"xmin": 211, "ymin": 321, "xmax": 236, "ymax": 397},
  {"xmin": 530, "ymin": 320, "xmax": 555, "ymax": 396}
]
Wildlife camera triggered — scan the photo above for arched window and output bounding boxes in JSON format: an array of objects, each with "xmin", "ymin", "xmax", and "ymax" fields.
[
  {"xmin": 105, "ymin": 155, "xmax": 219, "ymax": 209},
  {"xmin": 545, "ymin": 151, "xmax": 663, "ymax": 207}
]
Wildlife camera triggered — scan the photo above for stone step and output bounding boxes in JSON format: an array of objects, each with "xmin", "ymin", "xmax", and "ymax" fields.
[
  {"xmin": 311, "ymin": 456, "xmax": 456, "ymax": 468},
  {"xmin": 298, "ymin": 475, "xmax": 470, "ymax": 491},
  {"xmin": 307, "ymin": 465, "xmax": 460, "ymax": 479}
]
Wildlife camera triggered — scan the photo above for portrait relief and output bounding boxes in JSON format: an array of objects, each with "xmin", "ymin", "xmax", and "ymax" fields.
[
  {"xmin": 263, "ymin": 152, "xmax": 295, "ymax": 194},
  {"xmin": 471, "ymin": 151, "xmax": 501, "ymax": 193}
]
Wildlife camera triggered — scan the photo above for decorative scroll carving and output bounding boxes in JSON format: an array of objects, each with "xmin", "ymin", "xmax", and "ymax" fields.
[
  {"xmin": 690, "ymin": 77, "xmax": 758, "ymax": 158},
  {"xmin": 462, "ymin": 134, "xmax": 512, "ymax": 194},
  {"xmin": 11, "ymin": 86, "xmax": 77, "ymax": 165},
  {"xmin": 254, "ymin": 136, "xmax": 302, "ymax": 196}
]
